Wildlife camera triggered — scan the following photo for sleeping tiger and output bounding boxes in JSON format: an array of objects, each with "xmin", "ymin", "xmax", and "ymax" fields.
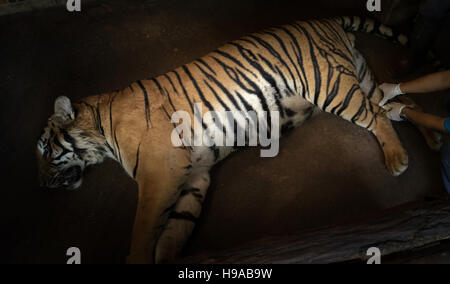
[{"xmin": 36, "ymin": 16, "xmax": 441, "ymax": 264}]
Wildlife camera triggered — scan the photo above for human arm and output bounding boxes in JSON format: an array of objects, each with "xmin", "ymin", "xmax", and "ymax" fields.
[
  {"xmin": 379, "ymin": 70, "xmax": 450, "ymax": 106},
  {"xmin": 400, "ymin": 70, "xmax": 450, "ymax": 94},
  {"xmin": 384, "ymin": 102, "xmax": 449, "ymax": 134},
  {"xmin": 402, "ymin": 108, "xmax": 448, "ymax": 134}
]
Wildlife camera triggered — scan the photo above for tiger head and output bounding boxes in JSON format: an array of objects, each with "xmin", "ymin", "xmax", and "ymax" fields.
[{"xmin": 37, "ymin": 96, "xmax": 108, "ymax": 190}]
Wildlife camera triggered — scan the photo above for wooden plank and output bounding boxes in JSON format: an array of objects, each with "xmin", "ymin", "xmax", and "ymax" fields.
[{"xmin": 179, "ymin": 199, "xmax": 450, "ymax": 264}]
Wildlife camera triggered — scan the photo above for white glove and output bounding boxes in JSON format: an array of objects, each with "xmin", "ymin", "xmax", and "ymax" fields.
[
  {"xmin": 383, "ymin": 102, "xmax": 409, "ymax": 122},
  {"xmin": 379, "ymin": 83, "xmax": 405, "ymax": 106}
]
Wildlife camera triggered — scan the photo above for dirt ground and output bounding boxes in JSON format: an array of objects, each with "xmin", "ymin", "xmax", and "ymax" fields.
[{"xmin": 0, "ymin": 0, "xmax": 449, "ymax": 264}]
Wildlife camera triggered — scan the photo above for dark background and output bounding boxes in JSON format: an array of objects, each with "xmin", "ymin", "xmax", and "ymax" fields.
[{"xmin": 0, "ymin": 0, "xmax": 449, "ymax": 264}]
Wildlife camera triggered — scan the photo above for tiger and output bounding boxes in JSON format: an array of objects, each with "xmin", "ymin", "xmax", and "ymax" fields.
[{"xmin": 36, "ymin": 16, "xmax": 442, "ymax": 264}]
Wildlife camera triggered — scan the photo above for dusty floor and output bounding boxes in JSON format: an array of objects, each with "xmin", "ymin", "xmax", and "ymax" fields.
[{"xmin": 0, "ymin": 0, "xmax": 449, "ymax": 264}]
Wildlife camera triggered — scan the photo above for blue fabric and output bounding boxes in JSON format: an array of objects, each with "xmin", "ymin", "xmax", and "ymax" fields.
[
  {"xmin": 445, "ymin": 118, "xmax": 450, "ymax": 133},
  {"xmin": 441, "ymin": 136, "xmax": 450, "ymax": 194}
]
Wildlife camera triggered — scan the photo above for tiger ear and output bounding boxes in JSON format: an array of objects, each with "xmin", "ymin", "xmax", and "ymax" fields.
[{"xmin": 54, "ymin": 96, "xmax": 75, "ymax": 125}]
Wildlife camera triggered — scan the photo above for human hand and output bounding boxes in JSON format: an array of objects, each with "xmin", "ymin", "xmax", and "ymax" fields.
[
  {"xmin": 383, "ymin": 102, "xmax": 409, "ymax": 122},
  {"xmin": 379, "ymin": 83, "xmax": 405, "ymax": 106}
]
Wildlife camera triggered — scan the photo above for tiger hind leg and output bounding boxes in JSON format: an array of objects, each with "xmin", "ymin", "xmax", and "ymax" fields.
[
  {"xmin": 154, "ymin": 167, "xmax": 211, "ymax": 263},
  {"xmin": 352, "ymin": 44, "xmax": 443, "ymax": 152},
  {"xmin": 327, "ymin": 82, "xmax": 408, "ymax": 176}
]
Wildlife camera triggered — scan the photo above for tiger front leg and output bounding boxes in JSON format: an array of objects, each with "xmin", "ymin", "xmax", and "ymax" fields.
[
  {"xmin": 155, "ymin": 168, "xmax": 211, "ymax": 263},
  {"xmin": 127, "ymin": 150, "xmax": 190, "ymax": 264},
  {"xmin": 127, "ymin": 178, "xmax": 183, "ymax": 264}
]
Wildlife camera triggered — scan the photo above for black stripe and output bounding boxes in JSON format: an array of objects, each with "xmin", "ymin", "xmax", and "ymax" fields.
[
  {"xmin": 308, "ymin": 21, "xmax": 354, "ymax": 65},
  {"xmin": 200, "ymin": 55, "xmax": 272, "ymax": 134},
  {"xmin": 163, "ymin": 73, "xmax": 179, "ymax": 95},
  {"xmin": 229, "ymin": 41, "xmax": 285, "ymax": 118},
  {"xmin": 323, "ymin": 72, "xmax": 343, "ymax": 111},
  {"xmin": 133, "ymin": 144, "xmax": 141, "ymax": 179},
  {"xmin": 151, "ymin": 78, "xmax": 165, "ymax": 97},
  {"xmin": 320, "ymin": 19, "xmax": 343, "ymax": 42},
  {"xmin": 172, "ymin": 70, "xmax": 195, "ymax": 113},
  {"xmin": 291, "ymin": 23, "xmax": 322, "ymax": 106},
  {"xmin": 164, "ymin": 87, "xmax": 177, "ymax": 112},
  {"xmin": 196, "ymin": 58, "xmax": 217, "ymax": 75},
  {"xmin": 105, "ymin": 142, "xmax": 115, "ymax": 155},
  {"xmin": 358, "ymin": 61, "xmax": 368, "ymax": 81},
  {"xmin": 255, "ymin": 30, "xmax": 299, "ymax": 93},
  {"xmin": 161, "ymin": 106, "xmax": 172, "ymax": 120},
  {"xmin": 264, "ymin": 29, "xmax": 301, "ymax": 92},
  {"xmin": 213, "ymin": 49, "xmax": 257, "ymax": 78},
  {"xmin": 248, "ymin": 33, "xmax": 296, "ymax": 94},
  {"xmin": 137, "ymin": 80, "xmax": 151, "ymax": 130},
  {"xmin": 182, "ymin": 65, "xmax": 215, "ymax": 112},
  {"xmin": 367, "ymin": 80, "xmax": 377, "ymax": 100},
  {"xmin": 335, "ymin": 84, "xmax": 360, "ymax": 116},
  {"xmin": 366, "ymin": 113, "xmax": 377, "ymax": 130},
  {"xmin": 321, "ymin": 19, "xmax": 354, "ymax": 61},
  {"xmin": 194, "ymin": 60, "xmax": 243, "ymax": 113},
  {"xmin": 238, "ymin": 37, "xmax": 259, "ymax": 48},
  {"xmin": 152, "ymin": 77, "xmax": 177, "ymax": 112},
  {"xmin": 202, "ymin": 77, "xmax": 231, "ymax": 112},
  {"xmin": 182, "ymin": 64, "xmax": 227, "ymax": 138},
  {"xmin": 278, "ymin": 26, "xmax": 309, "ymax": 97},
  {"xmin": 351, "ymin": 98, "xmax": 368, "ymax": 123},
  {"xmin": 235, "ymin": 91, "xmax": 259, "ymax": 144},
  {"xmin": 330, "ymin": 18, "xmax": 355, "ymax": 54}
]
